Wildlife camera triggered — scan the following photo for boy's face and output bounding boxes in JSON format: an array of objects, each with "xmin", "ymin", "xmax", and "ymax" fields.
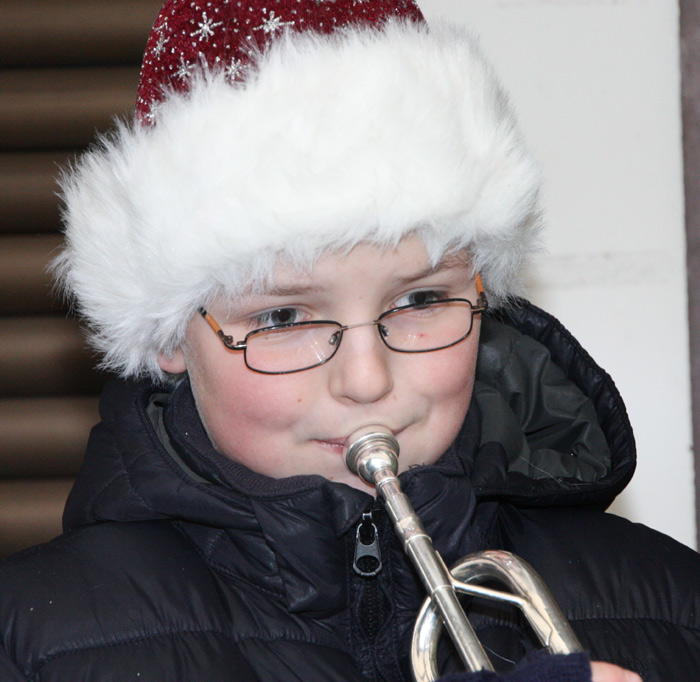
[{"xmin": 160, "ymin": 236, "xmax": 480, "ymax": 493}]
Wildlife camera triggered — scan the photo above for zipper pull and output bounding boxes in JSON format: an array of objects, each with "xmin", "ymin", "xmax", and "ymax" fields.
[{"xmin": 353, "ymin": 510, "xmax": 382, "ymax": 577}]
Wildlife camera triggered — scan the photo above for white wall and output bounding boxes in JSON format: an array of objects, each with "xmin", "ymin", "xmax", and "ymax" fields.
[{"xmin": 420, "ymin": 0, "xmax": 695, "ymax": 548}]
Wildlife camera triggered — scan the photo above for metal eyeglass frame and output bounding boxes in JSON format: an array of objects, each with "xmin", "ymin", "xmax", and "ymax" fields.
[{"xmin": 197, "ymin": 274, "xmax": 488, "ymax": 375}]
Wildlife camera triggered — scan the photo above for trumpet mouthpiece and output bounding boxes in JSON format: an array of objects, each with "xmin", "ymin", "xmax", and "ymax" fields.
[{"xmin": 344, "ymin": 425, "xmax": 399, "ymax": 485}]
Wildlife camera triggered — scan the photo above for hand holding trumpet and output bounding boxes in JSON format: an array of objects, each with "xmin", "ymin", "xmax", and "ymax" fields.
[{"xmin": 591, "ymin": 662, "xmax": 642, "ymax": 682}]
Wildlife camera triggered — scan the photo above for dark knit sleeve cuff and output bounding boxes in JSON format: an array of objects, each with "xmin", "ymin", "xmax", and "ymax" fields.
[{"xmin": 439, "ymin": 651, "xmax": 592, "ymax": 682}]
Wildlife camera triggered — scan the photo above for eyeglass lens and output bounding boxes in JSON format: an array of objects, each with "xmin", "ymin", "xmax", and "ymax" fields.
[{"xmin": 244, "ymin": 300, "xmax": 474, "ymax": 374}]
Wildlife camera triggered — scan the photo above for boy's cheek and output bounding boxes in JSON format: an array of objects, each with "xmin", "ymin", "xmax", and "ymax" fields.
[
  {"xmin": 405, "ymin": 337, "xmax": 478, "ymax": 397},
  {"xmin": 193, "ymin": 384, "xmax": 308, "ymax": 469},
  {"xmin": 198, "ymin": 367, "xmax": 316, "ymax": 437}
]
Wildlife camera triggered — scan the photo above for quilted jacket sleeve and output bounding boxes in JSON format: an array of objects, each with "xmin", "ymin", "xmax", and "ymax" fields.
[{"xmin": 0, "ymin": 643, "xmax": 29, "ymax": 682}]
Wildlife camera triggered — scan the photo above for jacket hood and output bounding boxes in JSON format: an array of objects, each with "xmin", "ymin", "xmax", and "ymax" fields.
[
  {"xmin": 472, "ymin": 300, "xmax": 635, "ymax": 508},
  {"xmin": 65, "ymin": 301, "xmax": 635, "ymax": 532},
  {"xmin": 62, "ymin": 301, "xmax": 635, "ymax": 613},
  {"xmin": 64, "ymin": 300, "xmax": 635, "ymax": 530}
]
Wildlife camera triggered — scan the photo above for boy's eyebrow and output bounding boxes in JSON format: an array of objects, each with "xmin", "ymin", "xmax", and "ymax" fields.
[
  {"xmin": 255, "ymin": 283, "xmax": 320, "ymax": 297},
  {"xmin": 258, "ymin": 257, "xmax": 469, "ymax": 297},
  {"xmin": 392, "ymin": 258, "xmax": 469, "ymax": 285}
]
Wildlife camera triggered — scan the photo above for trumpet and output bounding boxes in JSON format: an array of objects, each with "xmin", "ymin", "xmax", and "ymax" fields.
[{"xmin": 344, "ymin": 425, "xmax": 584, "ymax": 682}]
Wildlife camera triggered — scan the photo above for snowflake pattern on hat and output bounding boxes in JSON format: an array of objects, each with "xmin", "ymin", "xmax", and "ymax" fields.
[{"xmin": 136, "ymin": 0, "xmax": 425, "ymax": 123}]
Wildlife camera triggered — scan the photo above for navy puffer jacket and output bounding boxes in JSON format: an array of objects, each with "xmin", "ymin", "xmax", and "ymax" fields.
[{"xmin": 1, "ymin": 302, "xmax": 699, "ymax": 682}]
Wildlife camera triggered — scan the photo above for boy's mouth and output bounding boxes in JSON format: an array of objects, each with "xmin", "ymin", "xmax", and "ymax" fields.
[
  {"xmin": 313, "ymin": 426, "xmax": 403, "ymax": 452},
  {"xmin": 313, "ymin": 439, "xmax": 346, "ymax": 454},
  {"xmin": 313, "ymin": 438, "xmax": 350, "ymax": 453},
  {"xmin": 317, "ymin": 437, "xmax": 348, "ymax": 446}
]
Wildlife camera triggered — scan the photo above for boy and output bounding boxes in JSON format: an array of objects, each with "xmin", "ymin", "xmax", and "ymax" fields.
[{"xmin": 1, "ymin": 1, "xmax": 698, "ymax": 680}]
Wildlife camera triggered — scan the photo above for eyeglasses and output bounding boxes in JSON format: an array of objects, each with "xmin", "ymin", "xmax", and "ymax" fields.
[{"xmin": 198, "ymin": 275, "xmax": 488, "ymax": 375}]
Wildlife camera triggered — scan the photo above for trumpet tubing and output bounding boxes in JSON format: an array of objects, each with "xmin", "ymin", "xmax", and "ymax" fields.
[{"xmin": 344, "ymin": 425, "xmax": 583, "ymax": 682}]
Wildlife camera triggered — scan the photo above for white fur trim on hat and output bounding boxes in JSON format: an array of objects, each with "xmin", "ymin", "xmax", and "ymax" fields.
[{"xmin": 54, "ymin": 19, "xmax": 542, "ymax": 380}]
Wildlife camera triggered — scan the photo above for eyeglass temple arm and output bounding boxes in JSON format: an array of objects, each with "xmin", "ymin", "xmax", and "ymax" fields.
[
  {"xmin": 474, "ymin": 274, "xmax": 488, "ymax": 313},
  {"xmin": 198, "ymin": 307, "xmax": 245, "ymax": 350}
]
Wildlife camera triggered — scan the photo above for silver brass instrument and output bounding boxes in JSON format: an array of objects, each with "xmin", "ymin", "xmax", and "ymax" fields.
[{"xmin": 344, "ymin": 425, "xmax": 583, "ymax": 682}]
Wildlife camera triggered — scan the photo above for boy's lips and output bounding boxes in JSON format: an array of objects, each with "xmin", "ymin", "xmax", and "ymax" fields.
[
  {"xmin": 314, "ymin": 426, "xmax": 404, "ymax": 450},
  {"xmin": 316, "ymin": 438, "xmax": 348, "ymax": 447},
  {"xmin": 312, "ymin": 438, "xmax": 350, "ymax": 452}
]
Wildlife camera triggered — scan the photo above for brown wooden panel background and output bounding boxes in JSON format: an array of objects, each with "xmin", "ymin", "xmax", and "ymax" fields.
[{"xmin": 0, "ymin": 0, "xmax": 162, "ymax": 558}]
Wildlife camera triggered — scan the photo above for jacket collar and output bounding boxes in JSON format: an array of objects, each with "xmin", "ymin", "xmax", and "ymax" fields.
[{"xmin": 161, "ymin": 378, "xmax": 483, "ymax": 615}]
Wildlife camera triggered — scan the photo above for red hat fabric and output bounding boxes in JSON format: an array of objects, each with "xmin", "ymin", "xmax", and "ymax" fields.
[{"xmin": 137, "ymin": 0, "xmax": 424, "ymax": 122}]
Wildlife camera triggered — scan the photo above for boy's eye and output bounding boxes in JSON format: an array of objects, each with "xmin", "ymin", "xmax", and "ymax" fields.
[
  {"xmin": 249, "ymin": 307, "xmax": 304, "ymax": 329},
  {"xmin": 395, "ymin": 290, "xmax": 448, "ymax": 308}
]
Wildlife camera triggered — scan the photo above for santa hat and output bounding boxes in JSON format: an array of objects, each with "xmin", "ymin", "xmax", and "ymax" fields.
[{"xmin": 55, "ymin": 0, "xmax": 542, "ymax": 380}]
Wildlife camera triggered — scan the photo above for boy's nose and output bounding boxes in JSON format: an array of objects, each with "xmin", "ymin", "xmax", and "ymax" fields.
[{"xmin": 328, "ymin": 324, "xmax": 393, "ymax": 404}]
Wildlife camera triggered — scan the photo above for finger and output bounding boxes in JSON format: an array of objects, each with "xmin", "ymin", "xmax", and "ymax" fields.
[{"xmin": 591, "ymin": 661, "xmax": 643, "ymax": 682}]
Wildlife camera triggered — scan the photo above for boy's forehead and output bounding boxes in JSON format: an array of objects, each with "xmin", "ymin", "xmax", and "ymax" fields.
[
  {"xmin": 247, "ymin": 243, "xmax": 473, "ymax": 296},
  {"xmin": 208, "ymin": 241, "xmax": 475, "ymax": 320}
]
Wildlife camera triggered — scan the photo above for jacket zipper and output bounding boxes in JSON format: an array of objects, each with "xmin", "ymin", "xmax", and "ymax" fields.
[
  {"xmin": 353, "ymin": 503, "xmax": 383, "ymax": 577},
  {"xmin": 351, "ymin": 502, "xmax": 401, "ymax": 681}
]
